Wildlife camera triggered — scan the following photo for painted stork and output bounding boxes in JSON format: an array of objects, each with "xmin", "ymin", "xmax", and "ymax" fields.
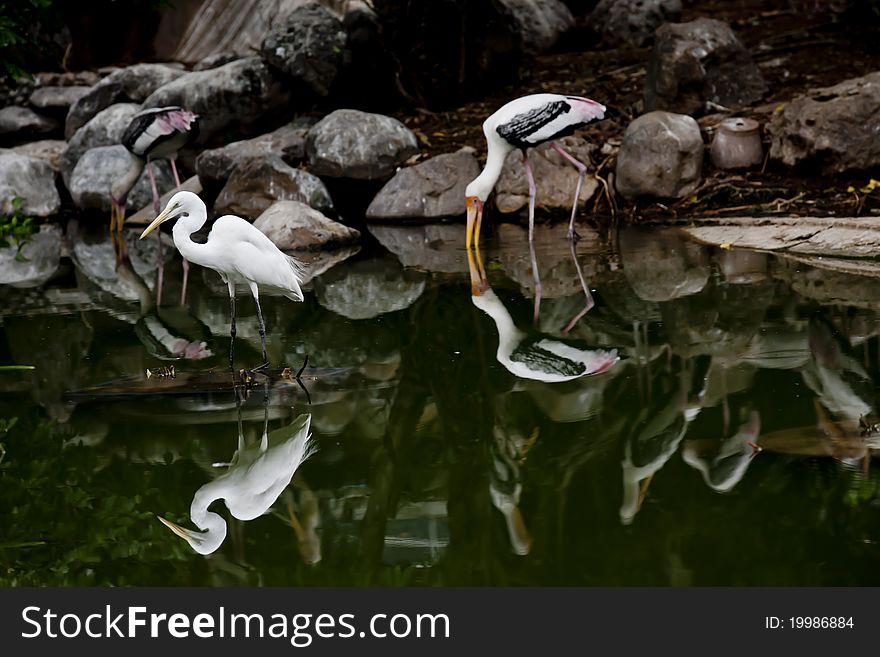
[
  {"xmin": 465, "ymin": 93, "xmax": 606, "ymax": 250},
  {"xmin": 111, "ymin": 106, "xmax": 199, "ymax": 305}
]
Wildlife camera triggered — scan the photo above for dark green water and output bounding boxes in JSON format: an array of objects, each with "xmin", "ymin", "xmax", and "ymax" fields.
[{"xmin": 1, "ymin": 221, "xmax": 879, "ymax": 586}]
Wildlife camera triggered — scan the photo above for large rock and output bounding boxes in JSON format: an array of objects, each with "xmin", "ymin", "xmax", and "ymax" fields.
[
  {"xmin": 68, "ymin": 145, "xmax": 174, "ymax": 212},
  {"xmin": 253, "ymin": 201, "xmax": 361, "ymax": 251},
  {"xmin": 0, "ymin": 106, "xmax": 59, "ymax": 145},
  {"xmin": 260, "ymin": 3, "xmax": 347, "ymax": 97},
  {"xmin": 769, "ymin": 72, "xmax": 880, "ymax": 174},
  {"xmin": 0, "ymin": 151, "xmax": 61, "ymax": 217},
  {"xmin": 65, "ymin": 63, "xmax": 186, "ymax": 139},
  {"xmin": 195, "ymin": 118, "xmax": 315, "ymax": 190},
  {"xmin": 11, "ymin": 140, "xmax": 66, "ymax": 172},
  {"xmin": 0, "ymin": 224, "xmax": 63, "ymax": 288},
  {"xmin": 499, "ymin": 0, "xmax": 573, "ymax": 54},
  {"xmin": 214, "ymin": 156, "xmax": 334, "ymax": 219},
  {"xmin": 615, "ymin": 111, "xmax": 703, "ymax": 199},
  {"xmin": 365, "ymin": 148, "xmax": 480, "ymax": 221},
  {"xmin": 305, "ymin": 109, "xmax": 419, "ymax": 179},
  {"xmin": 588, "ymin": 0, "xmax": 682, "ymax": 48},
  {"xmin": 60, "ymin": 102, "xmax": 141, "ymax": 189},
  {"xmin": 142, "ymin": 57, "xmax": 293, "ymax": 145},
  {"xmin": 494, "ymin": 136, "xmax": 600, "ymax": 214},
  {"xmin": 645, "ymin": 18, "xmax": 767, "ymax": 115},
  {"xmin": 29, "ymin": 86, "xmax": 91, "ymax": 112}
]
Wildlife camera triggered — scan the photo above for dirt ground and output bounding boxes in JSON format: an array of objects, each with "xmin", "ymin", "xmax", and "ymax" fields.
[{"xmin": 396, "ymin": 0, "xmax": 880, "ymax": 226}]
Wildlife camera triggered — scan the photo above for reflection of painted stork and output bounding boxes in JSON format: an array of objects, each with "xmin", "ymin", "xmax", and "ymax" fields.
[
  {"xmin": 468, "ymin": 249, "xmax": 618, "ymax": 383},
  {"xmin": 465, "ymin": 93, "xmax": 606, "ymax": 249},
  {"xmin": 111, "ymin": 106, "xmax": 199, "ymax": 304}
]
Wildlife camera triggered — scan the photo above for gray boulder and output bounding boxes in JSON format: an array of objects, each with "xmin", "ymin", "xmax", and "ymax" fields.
[
  {"xmin": 142, "ymin": 57, "xmax": 293, "ymax": 145},
  {"xmin": 0, "ymin": 106, "xmax": 59, "ymax": 144},
  {"xmin": 0, "ymin": 151, "xmax": 61, "ymax": 217},
  {"xmin": 253, "ymin": 200, "xmax": 361, "ymax": 251},
  {"xmin": 29, "ymin": 86, "xmax": 91, "ymax": 112},
  {"xmin": 68, "ymin": 145, "xmax": 174, "ymax": 212},
  {"xmin": 0, "ymin": 224, "xmax": 63, "ymax": 288},
  {"xmin": 645, "ymin": 18, "xmax": 767, "ymax": 115},
  {"xmin": 195, "ymin": 117, "xmax": 315, "ymax": 190},
  {"xmin": 588, "ymin": 0, "xmax": 682, "ymax": 48},
  {"xmin": 60, "ymin": 102, "xmax": 141, "ymax": 189},
  {"xmin": 65, "ymin": 63, "xmax": 186, "ymax": 139},
  {"xmin": 615, "ymin": 111, "xmax": 703, "ymax": 199},
  {"xmin": 260, "ymin": 3, "xmax": 347, "ymax": 97},
  {"xmin": 365, "ymin": 148, "xmax": 480, "ymax": 221},
  {"xmin": 11, "ymin": 140, "xmax": 67, "ymax": 172},
  {"xmin": 306, "ymin": 109, "xmax": 419, "ymax": 179},
  {"xmin": 769, "ymin": 72, "xmax": 880, "ymax": 174},
  {"xmin": 495, "ymin": 136, "xmax": 599, "ymax": 213},
  {"xmin": 214, "ymin": 156, "xmax": 334, "ymax": 219},
  {"xmin": 499, "ymin": 0, "xmax": 574, "ymax": 54}
]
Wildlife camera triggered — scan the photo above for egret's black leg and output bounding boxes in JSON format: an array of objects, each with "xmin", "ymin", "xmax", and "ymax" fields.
[{"xmin": 228, "ymin": 281, "xmax": 237, "ymax": 370}]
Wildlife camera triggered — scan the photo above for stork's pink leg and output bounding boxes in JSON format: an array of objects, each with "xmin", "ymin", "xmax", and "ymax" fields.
[
  {"xmin": 561, "ymin": 236, "xmax": 595, "ymax": 334},
  {"xmin": 170, "ymin": 157, "xmax": 190, "ymax": 306},
  {"xmin": 522, "ymin": 150, "xmax": 542, "ymax": 325},
  {"xmin": 170, "ymin": 157, "xmax": 182, "ymax": 188},
  {"xmin": 551, "ymin": 142, "xmax": 588, "ymax": 241},
  {"xmin": 146, "ymin": 159, "xmax": 164, "ymax": 305}
]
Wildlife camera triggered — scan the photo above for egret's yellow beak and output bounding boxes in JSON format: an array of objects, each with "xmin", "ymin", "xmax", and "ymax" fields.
[
  {"xmin": 157, "ymin": 515, "xmax": 197, "ymax": 542},
  {"xmin": 140, "ymin": 203, "xmax": 177, "ymax": 240}
]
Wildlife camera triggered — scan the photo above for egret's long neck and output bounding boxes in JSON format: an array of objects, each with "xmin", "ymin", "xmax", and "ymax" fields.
[
  {"xmin": 111, "ymin": 153, "xmax": 145, "ymax": 202},
  {"xmin": 186, "ymin": 488, "xmax": 228, "ymax": 554},
  {"xmin": 171, "ymin": 213, "xmax": 211, "ymax": 261},
  {"xmin": 469, "ymin": 139, "xmax": 511, "ymax": 200}
]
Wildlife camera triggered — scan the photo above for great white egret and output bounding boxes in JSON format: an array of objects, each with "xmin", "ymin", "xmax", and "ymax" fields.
[
  {"xmin": 111, "ymin": 106, "xmax": 200, "ymax": 304},
  {"xmin": 158, "ymin": 382, "xmax": 317, "ymax": 555},
  {"xmin": 465, "ymin": 93, "xmax": 606, "ymax": 250},
  {"xmin": 140, "ymin": 191, "xmax": 304, "ymax": 371}
]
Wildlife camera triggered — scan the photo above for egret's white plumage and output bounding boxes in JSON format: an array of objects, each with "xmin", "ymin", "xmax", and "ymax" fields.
[
  {"xmin": 140, "ymin": 190, "xmax": 304, "ymax": 369},
  {"xmin": 159, "ymin": 411, "xmax": 317, "ymax": 555},
  {"xmin": 465, "ymin": 93, "xmax": 606, "ymax": 249}
]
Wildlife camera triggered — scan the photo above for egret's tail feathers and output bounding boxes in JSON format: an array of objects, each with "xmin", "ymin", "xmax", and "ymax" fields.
[{"xmin": 285, "ymin": 253, "xmax": 306, "ymax": 301}]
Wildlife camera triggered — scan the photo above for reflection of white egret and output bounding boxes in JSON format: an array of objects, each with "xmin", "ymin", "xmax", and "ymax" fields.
[
  {"xmin": 159, "ymin": 386, "xmax": 317, "ymax": 555},
  {"xmin": 140, "ymin": 191, "xmax": 304, "ymax": 370},
  {"xmin": 469, "ymin": 250, "xmax": 618, "ymax": 383},
  {"xmin": 682, "ymin": 410, "xmax": 761, "ymax": 493}
]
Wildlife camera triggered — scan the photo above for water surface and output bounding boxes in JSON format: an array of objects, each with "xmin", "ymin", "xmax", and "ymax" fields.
[{"xmin": 2, "ymin": 220, "xmax": 879, "ymax": 586}]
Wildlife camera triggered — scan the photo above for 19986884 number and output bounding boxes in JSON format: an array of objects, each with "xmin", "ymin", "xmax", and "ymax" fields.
[{"xmin": 790, "ymin": 617, "xmax": 853, "ymax": 629}]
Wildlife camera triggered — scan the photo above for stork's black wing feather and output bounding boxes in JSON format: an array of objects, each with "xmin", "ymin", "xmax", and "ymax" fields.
[
  {"xmin": 120, "ymin": 112, "xmax": 159, "ymax": 156},
  {"xmin": 509, "ymin": 337, "xmax": 587, "ymax": 377},
  {"xmin": 496, "ymin": 100, "xmax": 571, "ymax": 149}
]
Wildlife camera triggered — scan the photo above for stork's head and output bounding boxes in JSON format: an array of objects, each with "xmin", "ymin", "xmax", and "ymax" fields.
[{"xmin": 465, "ymin": 193, "xmax": 485, "ymax": 251}]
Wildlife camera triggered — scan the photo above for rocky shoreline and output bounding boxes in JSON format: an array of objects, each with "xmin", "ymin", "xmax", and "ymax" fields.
[{"xmin": 2, "ymin": 0, "xmax": 880, "ymax": 291}]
